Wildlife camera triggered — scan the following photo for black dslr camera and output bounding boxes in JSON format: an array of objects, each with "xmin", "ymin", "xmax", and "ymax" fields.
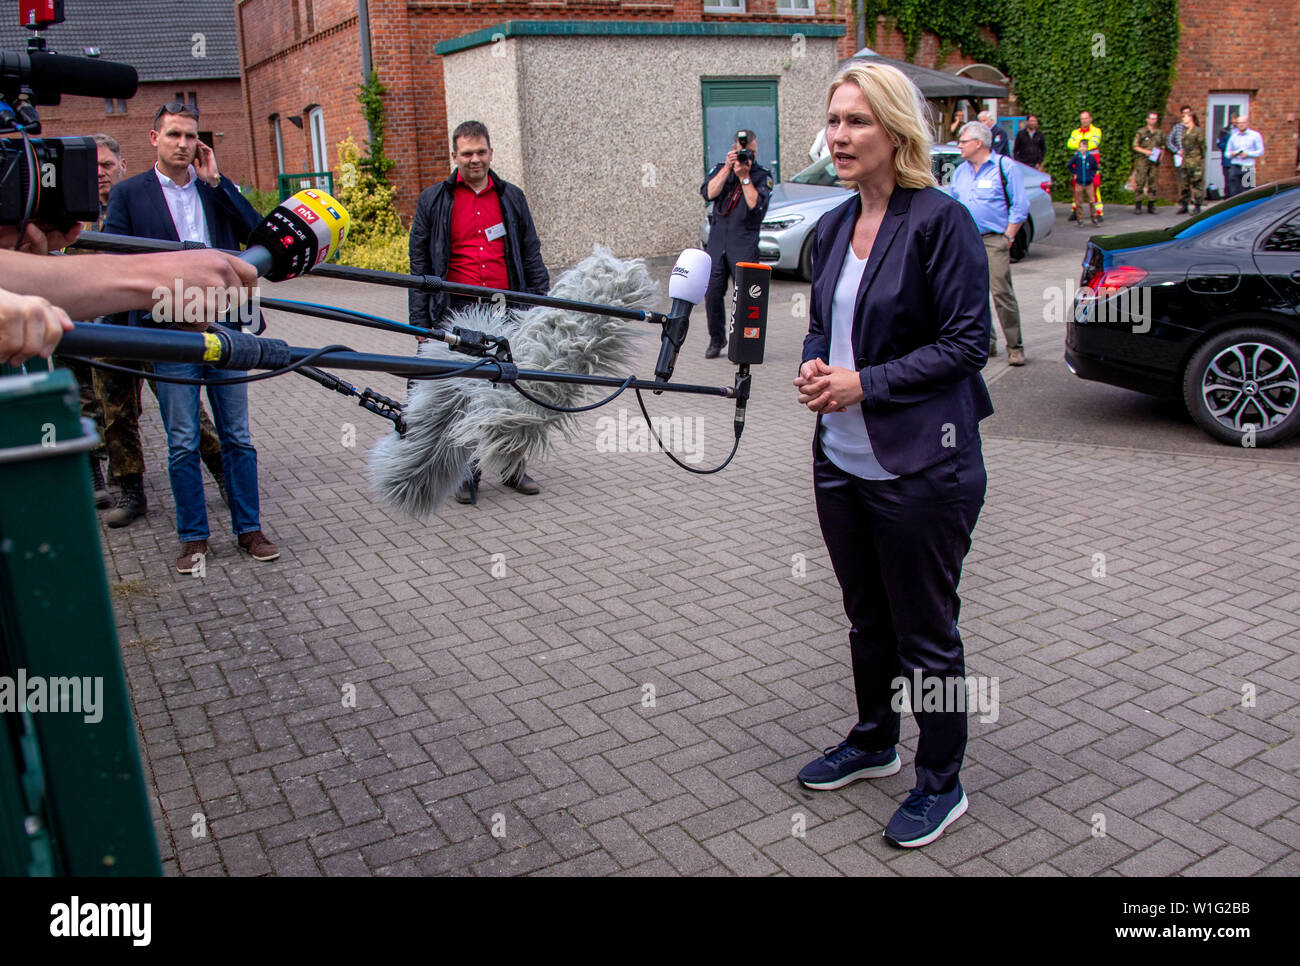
[
  {"xmin": 736, "ymin": 131, "xmax": 755, "ymax": 167},
  {"xmin": 0, "ymin": 6, "xmax": 138, "ymax": 229}
]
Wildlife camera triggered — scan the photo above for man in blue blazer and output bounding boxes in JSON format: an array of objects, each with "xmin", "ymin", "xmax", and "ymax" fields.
[{"xmin": 105, "ymin": 102, "xmax": 280, "ymax": 574}]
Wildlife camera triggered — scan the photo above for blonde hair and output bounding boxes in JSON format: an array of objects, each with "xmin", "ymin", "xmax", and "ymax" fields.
[{"xmin": 826, "ymin": 63, "xmax": 937, "ymax": 190}]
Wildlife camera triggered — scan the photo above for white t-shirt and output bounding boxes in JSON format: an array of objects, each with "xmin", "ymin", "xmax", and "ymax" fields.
[{"xmin": 819, "ymin": 245, "xmax": 897, "ymax": 480}]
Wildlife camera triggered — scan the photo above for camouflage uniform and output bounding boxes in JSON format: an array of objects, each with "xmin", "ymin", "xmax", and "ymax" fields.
[
  {"xmin": 93, "ymin": 347, "xmax": 225, "ymax": 483},
  {"xmin": 1177, "ymin": 125, "xmax": 1207, "ymax": 209},
  {"xmin": 1132, "ymin": 126, "xmax": 1163, "ymax": 203},
  {"xmin": 52, "ymin": 355, "xmax": 106, "ymax": 458}
]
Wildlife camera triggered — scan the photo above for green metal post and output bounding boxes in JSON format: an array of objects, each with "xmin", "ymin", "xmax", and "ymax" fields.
[{"xmin": 0, "ymin": 368, "xmax": 161, "ymax": 875}]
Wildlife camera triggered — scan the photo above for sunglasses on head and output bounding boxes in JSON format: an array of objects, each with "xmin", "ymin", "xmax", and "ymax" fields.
[{"xmin": 156, "ymin": 101, "xmax": 199, "ymax": 122}]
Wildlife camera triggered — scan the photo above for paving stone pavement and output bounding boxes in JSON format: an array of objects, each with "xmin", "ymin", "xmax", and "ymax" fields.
[{"xmin": 98, "ymin": 256, "xmax": 1300, "ymax": 876}]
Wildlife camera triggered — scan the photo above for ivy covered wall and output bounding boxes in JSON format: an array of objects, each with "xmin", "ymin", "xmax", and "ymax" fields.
[{"xmin": 858, "ymin": 0, "xmax": 1180, "ymax": 201}]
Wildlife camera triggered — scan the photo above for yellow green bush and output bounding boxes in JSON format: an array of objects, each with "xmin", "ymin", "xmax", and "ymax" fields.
[{"xmin": 332, "ymin": 135, "xmax": 407, "ymax": 273}]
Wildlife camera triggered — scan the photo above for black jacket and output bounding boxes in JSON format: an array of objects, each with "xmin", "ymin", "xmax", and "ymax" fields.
[
  {"xmin": 802, "ymin": 186, "xmax": 993, "ymax": 476},
  {"xmin": 407, "ymin": 168, "xmax": 549, "ymax": 329},
  {"xmin": 1013, "ymin": 127, "xmax": 1046, "ymax": 167}
]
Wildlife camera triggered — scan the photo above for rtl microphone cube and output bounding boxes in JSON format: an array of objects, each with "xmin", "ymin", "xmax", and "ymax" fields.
[
  {"xmin": 727, "ymin": 262, "xmax": 770, "ymax": 366},
  {"xmin": 245, "ymin": 189, "xmax": 350, "ymax": 281}
]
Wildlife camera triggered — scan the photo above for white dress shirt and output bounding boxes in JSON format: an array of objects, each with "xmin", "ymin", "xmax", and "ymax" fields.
[
  {"xmin": 1225, "ymin": 129, "xmax": 1264, "ymax": 167},
  {"xmin": 154, "ymin": 164, "xmax": 211, "ymax": 245}
]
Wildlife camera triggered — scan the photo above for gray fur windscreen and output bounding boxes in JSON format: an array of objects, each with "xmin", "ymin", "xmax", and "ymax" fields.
[{"xmin": 367, "ymin": 245, "xmax": 660, "ymax": 518}]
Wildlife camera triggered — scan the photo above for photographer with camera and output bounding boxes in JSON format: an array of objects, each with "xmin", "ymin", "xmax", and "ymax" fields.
[{"xmin": 700, "ymin": 129, "xmax": 772, "ymax": 358}]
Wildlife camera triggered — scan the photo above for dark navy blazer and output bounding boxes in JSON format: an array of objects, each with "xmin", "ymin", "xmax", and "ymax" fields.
[
  {"xmin": 801, "ymin": 184, "xmax": 994, "ymax": 477},
  {"xmin": 104, "ymin": 168, "xmax": 261, "ymax": 327}
]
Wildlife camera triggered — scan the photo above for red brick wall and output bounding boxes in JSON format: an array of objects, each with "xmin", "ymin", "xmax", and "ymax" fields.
[
  {"xmin": 240, "ymin": 1, "xmax": 855, "ymax": 223},
  {"xmin": 15, "ymin": 78, "xmax": 252, "ymax": 185},
  {"xmin": 236, "ymin": 0, "xmax": 367, "ymax": 197},
  {"xmin": 1161, "ymin": 0, "xmax": 1299, "ymax": 197}
]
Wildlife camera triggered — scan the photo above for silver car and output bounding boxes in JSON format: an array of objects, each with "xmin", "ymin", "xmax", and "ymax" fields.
[{"xmin": 701, "ymin": 145, "xmax": 1056, "ymax": 280}]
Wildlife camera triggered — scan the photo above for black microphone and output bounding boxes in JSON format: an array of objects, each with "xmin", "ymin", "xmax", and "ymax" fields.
[
  {"xmin": 0, "ymin": 51, "xmax": 138, "ymax": 103},
  {"xmin": 726, "ymin": 261, "xmax": 771, "ymax": 439},
  {"xmin": 654, "ymin": 248, "xmax": 711, "ymax": 384}
]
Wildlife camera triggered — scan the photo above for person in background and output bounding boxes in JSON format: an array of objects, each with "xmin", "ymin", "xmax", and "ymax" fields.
[
  {"xmin": 952, "ymin": 121, "xmax": 1029, "ymax": 366},
  {"xmin": 1013, "ymin": 114, "xmax": 1046, "ymax": 171},
  {"xmin": 947, "ymin": 109, "xmax": 966, "ymax": 143},
  {"xmin": 1131, "ymin": 112, "xmax": 1164, "ymax": 214},
  {"xmin": 106, "ymin": 102, "xmax": 280, "ymax": 573},
  {"xmin": 1067, "ymin": 111, "xmax": 1104, "ymax": 222},
  {"xmin": 1225, "ymin": 114, "xmax": 1264, "ymax": 197},
  {"xmin": 408, "ymin": 119, "xmax": 550, "ymax": 504},
  {"xmin": 978, "ymin": 110, "xmax": 1010, "ymax": 157},
  {"xmin": 1168, "ymin": 106, "xmax": 1206, "ymax": 214},
  {"xmin": 87, "ymin": 133, "xmax": 228, "ymax": 528}
]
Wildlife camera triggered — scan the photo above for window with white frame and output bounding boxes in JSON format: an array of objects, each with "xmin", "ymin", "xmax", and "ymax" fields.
[
  {"xmin": 777, "ymin": 0, "xmax": 814, "ymax": 13},
  {"xmin": 704, "ymin": 0, "xmax": 745, "ymax": 12},
  {"xmin": 307, "ymin": 106, "xmax": 326, "ymax": 172}
]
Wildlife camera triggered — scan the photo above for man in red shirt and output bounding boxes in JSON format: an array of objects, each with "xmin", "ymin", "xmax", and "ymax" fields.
[{"xmin": 409, "ymin": 120, "xmax": 550, "ymax": 503}]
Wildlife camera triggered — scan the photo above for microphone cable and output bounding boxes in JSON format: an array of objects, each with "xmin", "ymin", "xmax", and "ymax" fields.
[
  {"xmin": 61, "ymin": 343, "xmax": 354, "ymax": 387},
  {"xmin": 633, "ymin": 386, "xmax": 741, "ymax": 475}
]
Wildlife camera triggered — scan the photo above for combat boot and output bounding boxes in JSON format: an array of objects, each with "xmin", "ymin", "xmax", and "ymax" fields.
[
  {"xmin": 1147, "ymin": 201, "xmax": 1156, "ymax": 214},
  {"xmin": 90, "ymin": 457, "xmax": 111, "ymax": 509},
  {"xmin": 106, "ymin": 474, "xmax": 147, "ymax": 528}
]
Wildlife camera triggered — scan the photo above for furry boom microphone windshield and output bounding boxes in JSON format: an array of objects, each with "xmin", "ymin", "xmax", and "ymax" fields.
[{"xmin": 367, "ymin": 246, "xmax": 659, "ymax": 518}]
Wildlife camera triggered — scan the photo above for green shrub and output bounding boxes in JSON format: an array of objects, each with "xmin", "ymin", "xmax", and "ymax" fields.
[
  {"xmin": 335, "ymin": 232, "xmax": 409, "ymax": 273},
  {"xmin": 331, "ymin": 135, "xmax": 406, "ymax": 269},
  {"xmin": 240, "ymin": 184, "xmax": 279, "ymax": 216}
]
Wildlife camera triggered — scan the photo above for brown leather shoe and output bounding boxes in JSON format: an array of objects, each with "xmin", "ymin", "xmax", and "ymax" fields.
[
  {"xmin": 1007, "ymin": 349, "xmax": 1026, "ymax": 366},
  {"xmin": 176, "ymin": 540, "xmax": 209, "ymax": 575},
  {"xmin": 237, "ymin": 530, "xmax": 280, "ymax": 561}
]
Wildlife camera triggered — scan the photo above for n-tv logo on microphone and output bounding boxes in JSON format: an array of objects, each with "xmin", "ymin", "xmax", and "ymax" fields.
[{"xmin": 295, "ymin": 205, "xmax": 318, "ymax": 223}]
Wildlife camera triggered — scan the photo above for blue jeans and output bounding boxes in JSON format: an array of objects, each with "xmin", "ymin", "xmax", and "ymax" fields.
[{"xmin": 152, "ymin": 361, "xmax": 261, "ymax": 542}]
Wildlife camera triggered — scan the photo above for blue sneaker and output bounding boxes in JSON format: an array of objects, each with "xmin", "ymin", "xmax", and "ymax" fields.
[
  {"xmin": 883, "ymin": 784, "xmax": 967, "ymax": 848},
  {"xmin": 797, "ymin": 741, "xmax": 901, "ymax": 790}
]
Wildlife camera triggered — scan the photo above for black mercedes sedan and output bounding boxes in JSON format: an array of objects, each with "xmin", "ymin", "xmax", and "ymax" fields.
[{"xmin": 1066, "ymin": 178, "xmax": 1300, "ymax": 446}]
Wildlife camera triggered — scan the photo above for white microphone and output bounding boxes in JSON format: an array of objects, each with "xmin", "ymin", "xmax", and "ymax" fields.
[{"xmin": 656, "ymin": 248, "xmax": 712, "ymax": 383}]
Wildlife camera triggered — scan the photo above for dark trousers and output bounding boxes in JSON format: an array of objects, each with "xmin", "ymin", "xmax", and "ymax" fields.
[
  {"xmin": 1226, "ymin": 164, "xmax": 1251, "ymax": 198},
  {"xmin": 703, "ymin": 239, "xmax": 757, "ymax": 347},
  {"xmin": 813, "ymin": 434, "xmax": 987, "ymax": 794}
]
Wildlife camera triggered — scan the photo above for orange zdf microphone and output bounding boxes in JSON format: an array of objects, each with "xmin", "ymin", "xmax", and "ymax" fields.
[
  {"xmin": 726, "ymin": 261, "xmax": 770, "ymax": 440},
  {"xmin": 241, "ymin": 188, "xmax": 351, "ymax": 281}
]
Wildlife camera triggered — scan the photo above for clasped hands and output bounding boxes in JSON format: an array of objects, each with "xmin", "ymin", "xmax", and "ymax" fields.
[{"xmin": 794, "ymin": 358, "xmax": 865, "ymax": 414}]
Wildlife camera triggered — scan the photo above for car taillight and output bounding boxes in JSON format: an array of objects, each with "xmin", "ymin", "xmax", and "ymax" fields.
[
  {"xmin": 1039, "ymin": 180, "xmax": 1052, "ymax": 193},
  {"xmin": 1086, "ymin": 265, "xmax": 1148, "ymax": 296}
]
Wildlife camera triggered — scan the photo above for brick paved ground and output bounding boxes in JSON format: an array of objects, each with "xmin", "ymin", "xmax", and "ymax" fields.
[{"xmin": 99, "ymin": 244, "xmax": 1300, "ymax": 876}]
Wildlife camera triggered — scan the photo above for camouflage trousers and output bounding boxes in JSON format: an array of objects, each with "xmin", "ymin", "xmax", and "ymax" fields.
[
  {"xmin": 53, "ymin": 355, "xmax": 106, "ymax": 459},
  {"xmin": 1134, "ymin": 160, "xmax": 1160, "ymax": 201},
  {"xmin": 93, "ymin": 358, "xmax": 224, "ymax": 482},
  {"xmin": 1178, "ymin": 161, "xmax": 1205, "ymax": 207}
]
